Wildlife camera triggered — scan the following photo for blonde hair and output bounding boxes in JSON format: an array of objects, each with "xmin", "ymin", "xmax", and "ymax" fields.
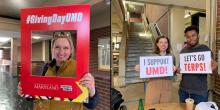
[{"xmin": 51, "ymin": 32, "xmax": 75, "ymax": 59}]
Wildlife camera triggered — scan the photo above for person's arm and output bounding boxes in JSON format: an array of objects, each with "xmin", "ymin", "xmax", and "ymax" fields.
[
  {"xmin": 80, "ymin": 73, "xmax": 99, "ymax": 109},
  {"xmin": 134, "ymin": 64, "xmax": 140, "ymax": 72},
  {"xmin": 83, "ymin": 88, "xmax": 99, "ymax": 109},
  {"xmin": 210, "ymin": 51, "xmax": 218, "ymax": 75},
  {"xmin": 211, "ymin": 59, "xmax": 218, "ymax": 75},
  {"xmin": 172, "ymin": 55, "xmax": 178, "ymax": 74}
]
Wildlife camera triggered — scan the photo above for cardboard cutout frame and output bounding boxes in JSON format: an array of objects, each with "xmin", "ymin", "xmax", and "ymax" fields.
[{"xmin": 20, "ymin": 5, "xmax": 90, "ymax": 102}]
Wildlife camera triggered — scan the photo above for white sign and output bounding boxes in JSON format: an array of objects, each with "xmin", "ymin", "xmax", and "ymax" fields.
[
  {"xmin": 140, "ymin": 56, "xmax": 173, "ymax": 78},
  {"xmin": 180, "ymin": 51, "xmax": 212, "ymax": 74}
]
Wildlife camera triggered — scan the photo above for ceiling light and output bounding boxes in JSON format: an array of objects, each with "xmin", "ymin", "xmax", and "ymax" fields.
[
  {"xmin": 33, "ymin": 36, "xmax": 41, "ymax": 39},
  {"xmin": 104, "ymin": 0, "xmax": 110, "ymax": 5},
  {"xmin": 32, "ymin": 36, "xmax": 41, "ymax": 40},
  {"xmin": 184, "ymin": 14, "xmax": 190, "ymax": 18},
  {"xmin": 139, "ymin": 33, "xmax": 147, "ymax": 36},
  {"xmin": 114, "ymin": 43, "xmax": 120, "ymax": 49},
  {"xmin": 9, "ymin": 0, "xmax": 28, "ymax": 8},
  {"xmin": 125, "ymin": 12, "xmax": 130, "ymax": 21},
  {"xmin": 139, "ymin": 32, "xmax": 152, "ymax": 38},
  {"xmin": 2, "ymin": 46, "xmax": 10, "ymax": 49},
  {"xmin": 184, "ymin": 12, "xmax": 191, "ymax": 18},
  {"xmin": 0, "ymin": 37, "xmax": 10, "ymax": 43}
]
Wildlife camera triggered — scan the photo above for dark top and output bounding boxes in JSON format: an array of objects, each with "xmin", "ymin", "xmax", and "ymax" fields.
[{"xmin": 179, "ymin": 44, "xmax": 212, "ymax": 95}]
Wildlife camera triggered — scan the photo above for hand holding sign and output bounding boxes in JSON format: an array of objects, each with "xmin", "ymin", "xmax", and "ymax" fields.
[
  {"xmin": 173, "ymin": 65, "xmax": 178, "ymax": 74},
  {"xmin": 211, "ymin": 59, "xmax": 218, "ymax": 74},
  {"xmin": 140, "ymin": 56, "xmax": 173, "ymax": 78},
  {"xmin": 79, "ymin": 73, "xmax": 95, "ymax": 97},
  {"xmin": 134, "ymin": 65, "xmax": 140, "ymax": 72},
  {"xmin": 180, "ymin": 51, "xmax": 212, "ymax": 74}
]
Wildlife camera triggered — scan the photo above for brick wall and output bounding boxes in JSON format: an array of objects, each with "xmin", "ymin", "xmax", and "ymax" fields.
[
  {"xmin": 88, "ymin": 26, "xmax": 110, "ymax": 110},
  {"xmin": 216, "ymin": 0, "xmax": 220, "ymax": 60},
  {"xmin": 215, "ymin": 0, "xmax": 220, "ymax": 107}
]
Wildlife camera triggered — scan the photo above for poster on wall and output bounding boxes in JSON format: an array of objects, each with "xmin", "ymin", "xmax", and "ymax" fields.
[
  {"xmin": 180, "ymin": 51, "xmax": 212, "ymax": 74},
  {"xmin": 20, "ymin": 5, "xmax": 90, "ymax": 102},
  {"xmin": 140, "ymin": 56, "xmax": 173, "ymax": 78}
]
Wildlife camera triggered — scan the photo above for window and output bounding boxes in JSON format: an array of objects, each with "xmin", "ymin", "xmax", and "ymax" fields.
[{"xmin": 98, "ymin": 37, "xmax": 110, "ymax": 71}]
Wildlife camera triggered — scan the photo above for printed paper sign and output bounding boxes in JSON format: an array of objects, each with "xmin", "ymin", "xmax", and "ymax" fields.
[
  {"xmin": 180, "ymin": 51, "xmax": 212, "ymax": 74},
  {"xmin": 140, "ymin": 56, "xmax": 173, "ymax": 78},
  {"xmin": 20, "ymin": 5, "xmax": 90, "ymax": 102}
]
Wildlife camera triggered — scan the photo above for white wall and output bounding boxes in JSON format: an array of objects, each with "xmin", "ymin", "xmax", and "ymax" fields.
[
  {"xmin": 145, "ymin": 4, "xmax": 169, "ymax": 37},
  {"xmin": 32, "ymin": 42, "xmax": 43, "ymax": 61},
  {"xmin": 43, "ymin": 40, "xmax": 50, "ymax": 62},
  {"xmin": 0, "ymin": 17, "xmax": 20, "ymax": 32},
  {"xmin": 199, "ymin": 17, "xmax": 207, "ymax": 45},
  {"xmin": 142, "ymin": 0, "xmax": 205, "ymax": 10},
  {"xmin": 170, "ymin": 7, "xmax": 185, "ymax": 65}
]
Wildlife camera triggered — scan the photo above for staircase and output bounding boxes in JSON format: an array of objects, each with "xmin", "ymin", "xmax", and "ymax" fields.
[{"xmin": 125, "ymin": 22, "xmax": 154, "ymax": 84}]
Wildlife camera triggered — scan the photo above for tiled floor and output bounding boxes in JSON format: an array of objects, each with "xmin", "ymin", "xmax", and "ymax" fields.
[
  {"xmin": 114, "ymin": 74, "xmax": 215, "ymax": 110},
  {"xmin": 0, "ymin": 71, "xmax": 33, "ymax": 110},
  {"xmin": 115, "ymin": 83, "xmax": 145, "ymax": 110},
  {"xmin": 115, "ymin": 82, "xmax": 181, "ymax": 110},
  {"xmin": 0, "ymin": 71, "xmax": 214, "ymax": 110},
  {"xmin": 114, "ymin": 75, "xmax": 181, "ymax": 110}
]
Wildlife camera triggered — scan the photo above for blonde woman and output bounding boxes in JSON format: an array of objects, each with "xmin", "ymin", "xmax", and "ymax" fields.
[{"xmin": 19, "ymin": 32, "xmax": 98, "ymax": 110}]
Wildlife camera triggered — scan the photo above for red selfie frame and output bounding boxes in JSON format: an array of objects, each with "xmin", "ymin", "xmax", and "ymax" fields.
[{"xmin": 21, "ymin": 5, "xmax": 90, "ymax": 100}]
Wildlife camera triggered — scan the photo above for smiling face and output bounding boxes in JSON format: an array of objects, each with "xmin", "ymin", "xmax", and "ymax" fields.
[
  {"xmin": 156, "ymin": 38, "xmax": 168, "ymax": 53},
  {"xmin": 185, "ymin": 30, "xmax": 199, "ymax": 47},
  {"xmin": 52, "ymin": 38, "xmax": 72, "ymax": 66}
]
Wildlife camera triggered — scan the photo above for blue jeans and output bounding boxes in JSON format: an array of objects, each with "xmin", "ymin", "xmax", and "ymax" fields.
[{"xmin": 178, "ymin": 89, "xmax": 208, "ymax": 104}]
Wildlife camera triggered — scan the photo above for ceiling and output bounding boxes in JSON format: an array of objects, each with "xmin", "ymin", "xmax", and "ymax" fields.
[
  {"xmin": 124, "ymin": 0, "xmax": 206, "ymax": 10},
  {"xmin": 0, "ymin": 0, "xmax": 110, "ymax": 48},
  {"xmin": 112, "ymin": 0, "xmax": 124, "ymax": 36},
  {"xmin": 111, "ymin": 0, "xmax": 206, "ymax": 36},
  {"xmin": 0, "ymin": 0, "xmax": 109, "ymax": 19},
  {"xmin": 122, "ymin": 0, "xmax": 206, "ymax": 16}
]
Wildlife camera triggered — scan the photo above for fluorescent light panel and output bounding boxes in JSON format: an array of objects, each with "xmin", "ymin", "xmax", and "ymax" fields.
[
  {"xmin": 32, "ymin": 36, "xmax": 41, "ymax": 39},
  {"xmin": 0, "ymin": 37, "xmax": 10, "ymax": 43}
]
